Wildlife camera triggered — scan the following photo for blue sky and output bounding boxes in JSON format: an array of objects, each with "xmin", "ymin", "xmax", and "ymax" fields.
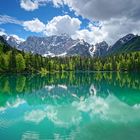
[
  {"xmin": 0, "ymin": 0, "xmax": 140, "ymax": 44},
  {"xmin": 0, "ymin": 0, "xmax": 91, "ymax": 39}
]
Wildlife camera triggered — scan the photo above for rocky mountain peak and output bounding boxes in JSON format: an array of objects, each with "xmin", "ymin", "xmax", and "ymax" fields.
[{"xmin": 1, "ymin": 33, "xmax": 138, "ymax": 57}]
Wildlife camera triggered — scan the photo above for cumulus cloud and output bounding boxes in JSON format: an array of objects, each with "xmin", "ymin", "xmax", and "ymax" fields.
[
  {"xmin": 20, "ymin": 0, "xmax": 39, "ymax": 11},
  {"xmin": 72, "ymin": 17, "xmax": 140, "ymax": 45},
  {"xmin": 11, "ymin": 34, "xmax": 25, "ymax": 42},
  {"xmin": 43, "ymin": 0, "xmax": 140, "ymax": 44},
  {"xmin": 72, "ymin": 27, "xmax": 108, "ymax": 45},
  {"xmin": 24, "ymin": 0, "xmax": 140, "ymax": 21},
  {"xmin": 17, "ymin": 0, "xmax": 140, "ymax": 45},
  {"xmin": 51, "ymin": 0, "xmax": 63, "ymax": 7},
  {"xmin": 44, "ymin": 15, "xmax": 81, "ymax": 36},
  {"xmin": 0, "ymin": 28, "xmax": 7, "ymax": 36},
  {"xmin": 1, "ymin": 12, "xmax": 140, "ymax": 45},
  {"xmin": 20, "ymin": 0, "xmax": 63, "ymax": 11},
  {"xmin": 97, "ymin": 18, "xmax": 140, "ymax": 44},
  {"xmin": 0, "ymin": 28, "xmax": 25, "ymax": 42},
  {"xmin": 0, "ymin": 15, "xmax": 45, "ymax": 33},
  {"xmin": 23, "ymin": 18, "xmax": 45, "ymax": 32},
  {"xmin": 54, "ymin": 0, "xmax": 140, "ymax": 21}
]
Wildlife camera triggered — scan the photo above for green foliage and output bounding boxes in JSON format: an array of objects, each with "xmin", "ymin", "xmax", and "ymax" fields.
[
  {"xmin": 0, "ymin": 54, "xmax": 9, "ymax": 71},
  {"xmin": 40, "ymin": 68, "xmax": 48, "ymax": 75},
  {"xmin": 16, "ymin": 54, "xmax": 26, "ymax": 72}
]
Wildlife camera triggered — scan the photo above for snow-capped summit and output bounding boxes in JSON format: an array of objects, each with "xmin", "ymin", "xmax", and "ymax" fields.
[
  {"xmin": 119, "ymin": 34, "xmax": 135, "ymax": 44},
  {"xmin": 18, "ymin": 34, "xmax": 91, "ymax": 57},
  {"xmin": 93, "ymin": 41, "xmax": 109, "ymax": 57},
  {"xmin": 108, "ymin": 34, "xmax": 136, "ymax": 55},
  {"xmin": 2, "ymin": 34, "xmax": 24, "ymax": 48},
  {"xmin": 1, "ymin": 33, "xmax": 137, "ymax": 57}
]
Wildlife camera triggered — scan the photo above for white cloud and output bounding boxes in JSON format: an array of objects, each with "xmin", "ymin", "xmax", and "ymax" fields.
[
  {"xmin": 0, "ymin": 15, "xmax": 45, "ymax": 33},
  {"xmin": 11, "ymin": 34, "xmax": 25, "ymax": 42},
  {"xmin": 18, "ymin": 0, "xmax": 140, "ymax": 45},
  {"xmin": 1, "ymin": 13, "xmax": 140, "ymax": 45},
  {"xmin": 72, "ymin": 26, "xmax": 108, "ymax": 45},
  {"xmin": 0, "ymin": 28, "xmax": 7, "ymax": 36},
  {"xmin": 44, "ymin": 15, "xmax": 81, "ymax": 36},
  {"xmin": 20, "ymin": 0, "xmax": 64, "ymax": 11},
  {"xmin": 23, "ymin": 18, "xmax": 45, "ymax": 32},
  {"xmin": 72, "ymin": 17, "xmax": 140, "ymax": 45},
  {"xmin": 44, "ymin": 0, "xmax": 140, "ymax": 44},
  {"xmin": 55, "ymin": 0, "xmax": 140, "ymax": 21},
  {"xmin": 51, "ymin": 0, "xmax": 63, "ymax": 7},
  {"xmin": 0, "ymin": 98, "xmax": 26, "ymax": 113},
  {"xmin": 0, "ymin": 15, "xmax": 22, "ymax": 25},
  {"xmin": 0, "ymin": 31, "xmax": 6, "ymax": 36},
  {"xmin": 0, "ymin": 28, "xmax": 25, "ymax": 42},
  {"xmin": 24, "ymin": 110, "xmax": 46, "ymax": 124},
  {"xmin": 97, "ymin": 18, "xmax": 140, "ymax": 44},
  {"xmin": 20, "ymin": 0, "xmax": 39, "ymax": 11}
]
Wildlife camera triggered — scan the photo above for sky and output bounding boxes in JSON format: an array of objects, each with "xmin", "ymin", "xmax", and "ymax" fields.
[{"xmin": 0, "ymin": 0, "xmax": 140, "ymax": 45}]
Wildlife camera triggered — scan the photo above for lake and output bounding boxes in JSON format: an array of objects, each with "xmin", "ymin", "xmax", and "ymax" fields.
[{"xmin": 0, "ymin": 72, "xmax": 140, "ymax": 140}]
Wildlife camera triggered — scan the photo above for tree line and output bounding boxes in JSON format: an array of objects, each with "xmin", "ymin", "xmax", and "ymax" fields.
[{"xmin": 0, "ymin": 43, "xmax": 140, "ymax": 73}]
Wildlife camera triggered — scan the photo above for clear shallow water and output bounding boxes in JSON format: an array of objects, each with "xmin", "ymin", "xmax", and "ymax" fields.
[{"xmin": 0, "ymin": 72, "xmax": 140, "ymax": 140}]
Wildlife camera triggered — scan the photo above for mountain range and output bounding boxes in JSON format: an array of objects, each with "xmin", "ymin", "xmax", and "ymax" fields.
[{"xmin": 1, "ymin": 33, "xmax": 140, "ymax": 57}]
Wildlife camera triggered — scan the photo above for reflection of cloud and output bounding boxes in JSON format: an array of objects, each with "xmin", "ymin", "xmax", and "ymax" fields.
[
  {"xmin": 22, "ymin": 93, "xmax": 140, "ymax": 127},
  {"xmin": 73, "ymin": 94, "xmax": 140, "ymax": 123},
  {"xmin": 24, "ymin": 110, "xmax": 46, "ymax": 124},
  {"xmin": 0, "ymin": 107, "xmax": 7, "ymax": 112},
  {"xmin": 89, "ymin": 84, "xmax": 97, "ymax": 95},
  {"xmin": 24, "ymin": 104, "xmax": 82, "ymax": 127},
  {"xmin": 45, "ymin": 85, "xmax": 55, "ymax": 91},
  {"xmin": 45, "ymin": 84, "xmax": 68, "ymax": 92},
  {"xmin": 58, "ymin": 84, "xmax": 68, "ymax": 90},
  {"xmin": 46, "ymin": 105, "xmax": 82, "ymax": 127},
  {"xmin": 21, "ymin": 131, "xmax": 40, "ymax": 140},
  {"xmin": 71, "ymin": 93, "xmax": 79, "ymax": 100},
  {"xmin": 73, "ymin": 95, "xmax": 109, "ymax": 116},
  {"xmin": 0, "ymin": 98, "xmax": 26, "ymax": 113},
  {"xmin": 9, "ymin": 98, "xmax": 26, "ymax": 108}
]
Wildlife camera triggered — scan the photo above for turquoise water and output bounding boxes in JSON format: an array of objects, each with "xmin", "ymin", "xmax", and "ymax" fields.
[{"xmin": 0, "ymin": 72, "xmax": 140, "ymax": 140}]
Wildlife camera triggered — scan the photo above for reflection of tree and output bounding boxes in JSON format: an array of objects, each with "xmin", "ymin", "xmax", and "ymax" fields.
[
  {"xmin": 93, "ymin": 72, "xmax": 140, "ymax": 90},
  {"xmin": 2, "ymin": 77, "xmax": 10, "ymax": 93},
  {"xmin": 16, "ymin": 75, "xmax": 26, "ymax": 93},
  {"xmin": 0, "ymin": 72, "xmax": 140, "ymax": 108},
  {"xmin": 0, "ymin": 72, "xmax": 140, "ymax": 95}
]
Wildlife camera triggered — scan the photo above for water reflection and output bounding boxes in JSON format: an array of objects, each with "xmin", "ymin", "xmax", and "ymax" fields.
[
  {"xmin": 0, "ymin": 72, "xmax": 140, "ymax": 140},
  {"xmin": 0, "ymin": 72, "xmax": 140, "ymax": 106}
]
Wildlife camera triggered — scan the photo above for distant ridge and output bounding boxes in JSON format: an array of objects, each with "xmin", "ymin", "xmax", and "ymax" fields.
[{"xmin": 1, "ymin": 33, "xmax": 140, "ymax": 57}]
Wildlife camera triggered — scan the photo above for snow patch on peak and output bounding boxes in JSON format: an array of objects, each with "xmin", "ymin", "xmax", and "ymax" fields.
[
  {"xmin": 43, "ymin": 52, "xmax": 55, "ymax": 57},
  {"xmin": 89, "ymin": 45, "xmax": 96, "ymax": 57},
  {"xmin": 41, "ymin": 41, "xmax": 45, "ymax": 45}
]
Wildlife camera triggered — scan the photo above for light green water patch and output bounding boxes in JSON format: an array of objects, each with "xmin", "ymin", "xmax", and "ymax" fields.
[{"xmin": 0, "ymin": 72, "xmax": 140, "ymax": 140}]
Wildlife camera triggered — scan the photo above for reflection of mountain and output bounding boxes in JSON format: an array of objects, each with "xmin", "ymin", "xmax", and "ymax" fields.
[
  {"xmin": 1, "ymin": 72, "xmax": 140, "ymax": 140},
  {"xmin": 0, "ymin": 72, "xmax": 140, "ymax": 107}
]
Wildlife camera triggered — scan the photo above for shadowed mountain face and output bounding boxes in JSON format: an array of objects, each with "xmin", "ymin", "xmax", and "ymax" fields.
[
  {"xmin": 93, "ymin": 41, "xmax": 109, "ymax": 57},
  {"xmin": 1, "ymin": 33, "xmax": 140, "ymax": 57},
  {"xmin": 108, "ymin": 34, "xmax": 140, "ymax": 55}
]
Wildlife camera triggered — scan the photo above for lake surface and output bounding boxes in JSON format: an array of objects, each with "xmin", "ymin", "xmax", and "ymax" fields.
[{"xmin": 0, "ymin": 72, "xmax": 140, "ymax": 140}]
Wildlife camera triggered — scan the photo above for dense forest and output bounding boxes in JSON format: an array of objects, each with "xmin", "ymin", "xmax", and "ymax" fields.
[{"xmin": 1, "ymin": 38, "xmax": 140, "ymax": 73}]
